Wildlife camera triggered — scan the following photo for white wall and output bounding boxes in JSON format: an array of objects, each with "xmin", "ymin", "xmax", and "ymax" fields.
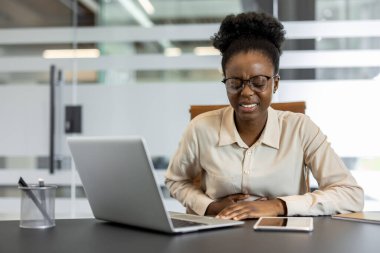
[
  {"xmin": 72, "ymin": 83, "xmax": 228, "ymax": 157},
  {"xmin": 0, "ymin": 86, "xmax": 49, "ymax": 156},
  {"xmin": 0, "ymin": 83, "xmax": 228, "ymax": 158},
  {"xmin": 279, "ymin": 80, "xmax": 380, "ymax": 157},
  {"xmin": 1, "ymin": 80, "xmax": 379, "ymax": 159}
]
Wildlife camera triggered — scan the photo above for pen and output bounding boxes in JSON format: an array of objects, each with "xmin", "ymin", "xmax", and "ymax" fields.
[
  {"xmin": 18, "ymin": 177, "xmax": 53, "ymax": 225},
  {"xmin": 38, "ymin": 178, "xmax": 45, "ymax": 187},
  {"xmin": 38, "ymin": 178, "xmax": 47, "ymax": 220}
]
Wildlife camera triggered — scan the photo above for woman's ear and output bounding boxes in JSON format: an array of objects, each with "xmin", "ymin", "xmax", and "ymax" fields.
[{"xmin": 273, "ymin": 75, "xmax": 280, "ymax": 94}]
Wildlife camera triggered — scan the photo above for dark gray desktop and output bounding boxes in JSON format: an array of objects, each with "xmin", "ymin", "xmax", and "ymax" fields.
[{"xmin": 0, "ymin": 217, "xmax": 379, "ymax": 253}]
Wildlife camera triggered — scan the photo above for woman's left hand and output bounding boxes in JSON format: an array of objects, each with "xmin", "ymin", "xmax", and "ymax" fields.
[{"xmin": 215, "ymin": 199, "xmax": 286, "ymax": 220}]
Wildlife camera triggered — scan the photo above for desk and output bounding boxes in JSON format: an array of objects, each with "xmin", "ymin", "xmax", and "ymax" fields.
[{"xmin": 0, "ymin": 217, "xmax": 379, "ymax": 253}]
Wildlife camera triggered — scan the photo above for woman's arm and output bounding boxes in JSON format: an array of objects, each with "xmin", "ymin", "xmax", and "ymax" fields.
[
  {"xmin": 165, "ymin": 122, "xmax": 214, "ymax": 215},
  {"xmin": 279, "ymin": 116, "xmax": 364, "ymax": 216}
]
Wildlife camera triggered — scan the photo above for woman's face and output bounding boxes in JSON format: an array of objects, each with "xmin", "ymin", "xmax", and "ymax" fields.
[{"xmin": 224, "ymin": 51, "xmax": 279, "ymax": 124}]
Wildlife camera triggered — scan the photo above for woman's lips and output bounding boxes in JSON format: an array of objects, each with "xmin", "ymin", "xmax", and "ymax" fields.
[{"xmin": 239, "ymin": 103, "xmax": 258, "ymax": 112}]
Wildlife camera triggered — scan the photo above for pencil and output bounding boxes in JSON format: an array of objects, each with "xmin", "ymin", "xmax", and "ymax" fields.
[{"xmin": 18, "ymin": 177, "xmax": 53, "ymax": 225}]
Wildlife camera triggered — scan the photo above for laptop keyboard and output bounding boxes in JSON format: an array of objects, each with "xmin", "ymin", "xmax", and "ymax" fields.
[{"xmin": 171, "ymin": 218, "xmax": 207, "ymax": 228}]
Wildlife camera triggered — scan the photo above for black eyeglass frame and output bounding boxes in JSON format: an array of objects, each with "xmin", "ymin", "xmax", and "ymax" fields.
[{"xmin": 221, "ymin": 74, "xmax": 280, "ymax": 94}]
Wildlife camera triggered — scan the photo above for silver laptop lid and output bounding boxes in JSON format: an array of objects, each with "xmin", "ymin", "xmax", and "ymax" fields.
[{"xmin": 68, "ymin": 136, "xmax": 173, "ymax": 232}]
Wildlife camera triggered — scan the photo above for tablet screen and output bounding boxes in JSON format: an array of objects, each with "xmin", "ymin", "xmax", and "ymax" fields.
[
  {"xmin": 257, "ymin": 217, "xmax": 289, "ymax": 227},
  {"xmin": 254, "ymin": 217, "xmax": 313, "ymax": 231}
]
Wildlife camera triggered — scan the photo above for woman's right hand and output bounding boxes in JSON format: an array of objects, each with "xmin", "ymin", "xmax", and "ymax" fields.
[{"xmin": 205, "ymin": 194, "xmax": 250, "ymax": 216}]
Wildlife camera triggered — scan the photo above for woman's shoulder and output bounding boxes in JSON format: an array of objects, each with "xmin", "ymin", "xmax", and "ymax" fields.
[
  {"xmin": 271, "ymin": 109, "xmax": 324, "ymax": 146},
  {"xmin": 182, "ymin": 106, "xmax": 230, "ymax": 143},
  {"xmin": 272, "ymin": 109, "xmax": 317, "ymax": 131},
  {"xmin": 190, "ymin": 106, "xmax": 229, "ymax": 126}
]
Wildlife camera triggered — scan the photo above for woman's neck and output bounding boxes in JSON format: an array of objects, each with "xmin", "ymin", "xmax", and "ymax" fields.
[{"xmin": 234, "ymin": 111, "xmax": 268, "ymax": 147}]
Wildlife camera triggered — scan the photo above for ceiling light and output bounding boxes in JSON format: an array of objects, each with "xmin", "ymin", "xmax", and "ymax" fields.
[
  {"xmin": 138, "ymin": 0, "xmax": 155, "ymax": 15},
  {"xmin": 193, "ymin": 47, "xmax": 220, "ymax": 56},
  {"xmin": 119, "ymin": 0, "xmax": 153, "ymax": 27},
  {"xmin": 43, "ymin": 49, "xmax": 100, "ymax": 59},
  {"xmin": 164, "ymin": 47, "xmax": 182, "ymax": 57}
]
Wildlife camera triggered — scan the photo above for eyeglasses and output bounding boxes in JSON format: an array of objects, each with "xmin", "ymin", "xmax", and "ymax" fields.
[{"xmin": 222, "ymin": 75, "xmax": 279, "ymax": 94}]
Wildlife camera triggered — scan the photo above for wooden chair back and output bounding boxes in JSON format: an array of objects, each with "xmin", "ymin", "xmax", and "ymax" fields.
[{"xmin": 189, "ymin": 101, "xmax": 306, "ymax": 120}]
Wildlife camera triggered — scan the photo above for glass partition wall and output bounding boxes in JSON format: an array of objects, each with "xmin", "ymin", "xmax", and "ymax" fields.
[
  {"xmin": 0, "ymin": 0, "xmax": 94, "ymax": 219},
  {"xmin": 0, "ymin": 0, "xmax": 379, "ymax": 219}
]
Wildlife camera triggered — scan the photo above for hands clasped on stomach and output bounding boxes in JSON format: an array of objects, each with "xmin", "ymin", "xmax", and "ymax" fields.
[{"xmin": 205, "ymin": 194, "xmax": 285, "ymax": 221}]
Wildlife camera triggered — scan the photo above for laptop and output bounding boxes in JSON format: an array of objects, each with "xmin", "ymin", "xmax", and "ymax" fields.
[{"xmin": 67, "ymin": 136, "xmax": 244, "ymax": 233}]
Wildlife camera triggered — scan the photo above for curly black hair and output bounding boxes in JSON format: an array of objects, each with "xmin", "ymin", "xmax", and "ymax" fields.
[{"xmin": 211, "ymin": 12, "xmax": 286, "ymax": 75}]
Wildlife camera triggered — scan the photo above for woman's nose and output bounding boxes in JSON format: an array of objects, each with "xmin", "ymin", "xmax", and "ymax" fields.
[{"xmin": 240, "ymin": 83, "xmax": 254, "ymax": 96}]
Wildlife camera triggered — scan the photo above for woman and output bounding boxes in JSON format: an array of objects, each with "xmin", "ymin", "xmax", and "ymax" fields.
[{"xmin": 165, "ymin": 12, "xmax": 364, "ymax": 220}]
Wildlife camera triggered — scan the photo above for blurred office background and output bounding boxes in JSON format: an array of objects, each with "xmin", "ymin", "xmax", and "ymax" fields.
[{"xmin": 0, "ymin": 0, "xmax": 379, "ymax": 219}]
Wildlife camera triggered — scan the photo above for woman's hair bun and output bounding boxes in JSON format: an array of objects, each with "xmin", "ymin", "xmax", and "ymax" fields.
[{"xmin": 212, "ymin": 12, "xmax": 286, "ymax": 55}]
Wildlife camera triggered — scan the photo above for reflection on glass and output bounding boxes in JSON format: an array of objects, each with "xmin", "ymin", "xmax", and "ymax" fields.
[{"xmin": 259, "ymin": 218, "xmax": 288, "ymax": 227}]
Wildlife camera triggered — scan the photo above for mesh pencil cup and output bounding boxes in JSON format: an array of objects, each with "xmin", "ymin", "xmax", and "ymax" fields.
[{"xmin": 19, "ymin": 184, "xmax": 57, "ymax": 229}]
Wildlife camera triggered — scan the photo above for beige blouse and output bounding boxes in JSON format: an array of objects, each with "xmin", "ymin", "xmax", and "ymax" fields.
[{"xmin": 165, "ymin": 106, "xmax": 364, "ymax": 216}]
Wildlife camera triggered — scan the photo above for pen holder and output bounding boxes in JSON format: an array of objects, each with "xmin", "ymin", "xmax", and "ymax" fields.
[{"xmin": 19, "ymin": 185, "xmax": 57, "ymax": 229}]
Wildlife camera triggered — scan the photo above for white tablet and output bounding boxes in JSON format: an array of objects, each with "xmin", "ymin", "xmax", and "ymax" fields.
[{"xmin": 253, "ymin": 217, "xmax": 313, "ymax": 232}]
